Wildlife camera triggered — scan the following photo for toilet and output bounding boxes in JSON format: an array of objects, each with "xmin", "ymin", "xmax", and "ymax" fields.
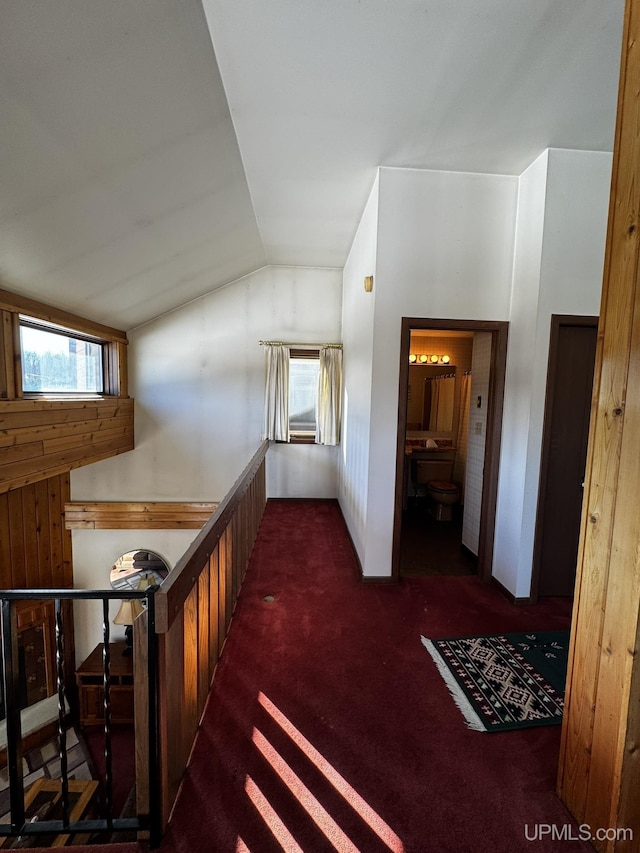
[
  {"xmin": 426, "ymin": 480, "xmax": 460, "ymax": 521},
  {"xmin": 414, "ymin": 456, "xmax": 459, "ymax": 521}
]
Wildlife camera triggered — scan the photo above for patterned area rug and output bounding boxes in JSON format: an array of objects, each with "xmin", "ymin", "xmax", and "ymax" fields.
[{"xmin": 422, "ymin": 630, "xmax": 569, "ymax": 732}]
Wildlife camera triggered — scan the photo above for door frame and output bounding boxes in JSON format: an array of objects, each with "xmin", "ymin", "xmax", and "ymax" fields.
[
  {"xmin": 391, "ymin": 317, "xmax": 509, "ymax": 582},
  {"xmin": 529, "ymin": 314, "xmax": 598, "ymax": 603}
]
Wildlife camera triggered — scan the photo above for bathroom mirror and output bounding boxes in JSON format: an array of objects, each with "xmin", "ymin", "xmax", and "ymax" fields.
[
  {"xmin": 407, "ymin": 365, "xmax": 456, "ymax": 432},
  {"xmin": 110, "ymin": 550, "xmax": 170, "ymax": 592}
]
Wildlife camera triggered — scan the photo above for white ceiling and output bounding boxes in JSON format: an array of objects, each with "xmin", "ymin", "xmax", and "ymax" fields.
[{"xmin": 0, "ymin": 0, "xmax": 625, "ymax": 330}]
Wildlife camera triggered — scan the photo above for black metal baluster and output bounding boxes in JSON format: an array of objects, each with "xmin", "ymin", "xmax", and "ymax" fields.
[
  {"xmin": 146, "ymin": 587, "xmax": 161, "ymax": 848},
  {"xmin": 54, "ymin": 598, "xmax": 69, "ymax": 828},
  {"xmin": 1, "ymin": 599, "xmax": 24, "ymax": 834},
  {"xmin": 102, "ymin": 597, "xmax": 113, "ymax": 829}
]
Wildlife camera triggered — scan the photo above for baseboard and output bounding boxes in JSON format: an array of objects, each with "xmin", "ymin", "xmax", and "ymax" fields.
[
  {"xmin": 267, "ymin": 497, "xmax": 339, "ymax": 503},
  {"xmin": 266, "ymin": 497, "xmax": 398, "ymax": 584},
  {"xmin": 460, "ymin": 543, "xmax": 478, "ymax": 564},
  {"xmin": 359, "ymin": 573, "xmax": 397, "ymax": 585},
  {"xmin": 491, "ymin": 576, "xmax": 533, "ymax": 607}
]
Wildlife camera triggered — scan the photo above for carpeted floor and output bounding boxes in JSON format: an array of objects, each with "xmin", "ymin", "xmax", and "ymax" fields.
[
  {"xmin": 30, "ymin": 499, "xmax": 590, "ymax": 853},
  {"xmin": 160, "ymin": 499, "xmax": 591, "ymax": 853}
]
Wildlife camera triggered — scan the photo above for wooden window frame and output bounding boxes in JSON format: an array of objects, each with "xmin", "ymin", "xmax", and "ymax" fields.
[{"xmin": 0, "ymin": 289, "xmax": 128, "ymax": 401}]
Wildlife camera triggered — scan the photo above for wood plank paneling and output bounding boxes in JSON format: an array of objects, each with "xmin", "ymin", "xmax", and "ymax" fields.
[
  {"xmin": 0, "ymin": 398, "xmax": 134, "ymax": 495},
  {"xmin": 0, "ymin": 474, "xmax": 72, "ymax": 591},
  {"xmin": 63, "ymin": 502, "xmax": 218, "ymax": 530},
  {"xmin": 558, "ymin": 2, "xmax": 640, "ymax": 848}
]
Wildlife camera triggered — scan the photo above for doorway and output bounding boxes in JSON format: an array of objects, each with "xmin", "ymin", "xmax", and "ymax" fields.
[
  {"xmin": 392, "ymin": 318, "xmax": 509, "ymax": 582},
  {"xmin": 531, "ymin": 316, "xmax": 598, "ymax": 599}
]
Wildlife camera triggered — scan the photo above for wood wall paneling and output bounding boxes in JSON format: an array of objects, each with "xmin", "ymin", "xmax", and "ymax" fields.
[
  {"xmin": 558, "ymin": 1, "xmax": 640, "ymax": 848},
  {"xmin": 0, "ymin": 398, "xmax": 134, "ymax": 495},
  {"xmin": 63, "ymin": 502, "xmax": 218, "ymax": 530},
  {"xmin": 0, "ymin": 474, "xmax": 72, "ymax": 590}
]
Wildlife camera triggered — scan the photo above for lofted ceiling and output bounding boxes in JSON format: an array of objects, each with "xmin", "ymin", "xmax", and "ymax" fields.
[{"xmin": 0, "ymin": 0, "xmax": 625, "ymax": 331}]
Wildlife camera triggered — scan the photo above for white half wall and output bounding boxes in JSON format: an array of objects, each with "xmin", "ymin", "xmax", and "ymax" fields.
[{"xmin": 493, "ymin": 148, "xmax": 612, "ymax": 598}]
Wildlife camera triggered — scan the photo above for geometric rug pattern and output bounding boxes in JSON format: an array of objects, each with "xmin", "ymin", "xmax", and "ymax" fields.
[{"xmin": 422, "ymin": 630, "xmax": 569, "ymax": 732}]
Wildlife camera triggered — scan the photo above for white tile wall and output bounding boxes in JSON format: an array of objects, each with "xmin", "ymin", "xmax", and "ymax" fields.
[
  {"xmin": 407, "ymin": 335, "xmax": 473, "ymax": 440},
  {"xmin": 462, "ymin": 333, "xmax": 492, "ymax": 555}
]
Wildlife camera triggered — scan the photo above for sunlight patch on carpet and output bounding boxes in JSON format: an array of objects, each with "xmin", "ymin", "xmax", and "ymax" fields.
[
  {"xmin": 259, "ymin": 692, "xmax": 404, "ymax": 852},
  {"xmin": 252, "ymin": 727, "xmax": 360, "ymax": 852}
]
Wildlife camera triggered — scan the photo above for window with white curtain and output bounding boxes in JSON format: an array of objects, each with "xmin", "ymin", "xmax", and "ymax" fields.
[{"xmin": 262, "ymin": 344, "xmax": 342, "ymax": 446}]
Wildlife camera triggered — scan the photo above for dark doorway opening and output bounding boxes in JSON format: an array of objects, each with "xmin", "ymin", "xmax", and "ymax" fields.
[
  {"xmin": 392, "ymin": 318, "xmax": 509, "ymax": 582},
  {"xmin": 531, "ymin": 316, "xmax": 598, "ymax": 600}
]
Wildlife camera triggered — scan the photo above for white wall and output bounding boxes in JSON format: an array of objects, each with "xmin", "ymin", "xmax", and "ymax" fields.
[
  {"xmin": 338, "ymin": 176, "xmax": 379, "ymax": 564},
  {"xmin": 345, "ymin": 166, "xmax": 518, "ymax": 577},
  {"xmin": 493, "ymin": 149, "xmax": 612, "ymax": 597},
  {"xmin": 72, "ymin": 530, "xmax": 195, "ymax": 665},
  {"xmin": 71, "ymin": 264, "xmax": 342, "ymax": 656}
]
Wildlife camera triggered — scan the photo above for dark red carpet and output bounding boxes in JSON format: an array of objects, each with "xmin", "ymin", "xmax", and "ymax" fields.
[
  {"xmin": 160, "ymin": 500, "xmax": 592, "ymax": 853},
  {"xmin": 34, "ymin": 500, "xmax": 590, "ymax": 852}
]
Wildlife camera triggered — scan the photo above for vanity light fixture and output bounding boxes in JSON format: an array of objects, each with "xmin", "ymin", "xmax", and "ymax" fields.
[{"xmin": 409, "ymin": 353, "xmax": 454, "ymax": 365}]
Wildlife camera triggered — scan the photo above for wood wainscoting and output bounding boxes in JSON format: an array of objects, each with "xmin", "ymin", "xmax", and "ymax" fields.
[{"xmin": 64, "ymin": 501, "xmax": 219, "ymax": 530}]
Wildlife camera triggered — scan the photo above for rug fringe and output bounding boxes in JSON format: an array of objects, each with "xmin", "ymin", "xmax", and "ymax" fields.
[{"xmin": 421, "ymin": 636, "xmax": 487, "ymax": 732}]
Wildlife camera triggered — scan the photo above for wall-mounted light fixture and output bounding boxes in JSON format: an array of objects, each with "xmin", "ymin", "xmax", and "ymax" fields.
[
  {"xmin": 364, "ymin": 275, "xmax": 374, "ymax": 292},
  {"xmin": 408, "ymin": 353, "xmax": 452, "ymax": 365}
]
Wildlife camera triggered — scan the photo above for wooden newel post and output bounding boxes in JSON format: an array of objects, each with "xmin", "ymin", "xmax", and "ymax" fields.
[{"xmin": 558, "ymin": 1, "xmax": 640, "ymax": 849}]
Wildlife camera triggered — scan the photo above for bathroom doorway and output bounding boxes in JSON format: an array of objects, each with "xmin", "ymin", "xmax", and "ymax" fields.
[{"xmin": 391, "ymin": 318, "xmax": 508, "ymax": 582}]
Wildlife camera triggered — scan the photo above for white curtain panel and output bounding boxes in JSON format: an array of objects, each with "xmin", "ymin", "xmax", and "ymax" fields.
[
  {"xmin": 316, "ymin": 346, "xmax": 342, "ymax": 446},
  {"xmin": 262, "ymin": 344, "xmax": 290, "ymax": 441}
]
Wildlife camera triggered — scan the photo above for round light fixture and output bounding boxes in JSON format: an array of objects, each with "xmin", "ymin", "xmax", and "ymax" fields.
[
  {"xmin": 430, "ymin": 354, "xmax": 439, "ymax": 363},
  {"xmin": 419, "ymin": 354, "xmax": 428, "ymax": 363},
  {"xmin": 409, "ymin": 354, "xmax": 417, "ymax": 363},
  {"xmin": 441, "ymin": 355, "xmax": 450, "ymax": 364}
]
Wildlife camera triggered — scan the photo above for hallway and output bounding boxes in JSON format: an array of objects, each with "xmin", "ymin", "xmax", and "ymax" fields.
[{"xmin": 158, "ymin": 500, "xmax": 588, "ymax": 853}]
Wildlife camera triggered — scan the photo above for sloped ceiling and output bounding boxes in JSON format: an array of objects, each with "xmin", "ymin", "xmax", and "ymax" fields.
[{"xmin": 0, "ymin": 0, "xmax": 625, "ymax": 330}]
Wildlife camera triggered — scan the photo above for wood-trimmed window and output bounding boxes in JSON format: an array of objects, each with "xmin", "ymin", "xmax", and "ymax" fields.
[
  {"xmin": 0, "ymin": 289, "xmax": 129, "ymax": 401},
  {"xmin": 19, "ymin": 317, "xmax": 106, "ymax": 395}
]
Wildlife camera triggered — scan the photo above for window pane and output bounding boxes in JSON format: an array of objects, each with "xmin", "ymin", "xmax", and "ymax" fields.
[
  {"xmin": 20, "ymin": 325, "xmax": 104, "ymax": 393},
  {"xmin": 289, "ymin": 358, "xmax": 319, "ymax": 433}
]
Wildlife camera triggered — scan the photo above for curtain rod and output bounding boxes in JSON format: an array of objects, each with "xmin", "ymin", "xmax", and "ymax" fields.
[{"xmin": 259, "ymin": 340, "xmax": 343, "ymax": 348}]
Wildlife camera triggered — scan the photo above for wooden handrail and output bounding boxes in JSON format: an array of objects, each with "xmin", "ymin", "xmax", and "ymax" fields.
[
  {"xmin": 155, "ymin": 439, "xmax": 268, "ymax": 633},
  {"xmin": 152, "ymin": 441, "xmax": 269, "ymax": 829}
]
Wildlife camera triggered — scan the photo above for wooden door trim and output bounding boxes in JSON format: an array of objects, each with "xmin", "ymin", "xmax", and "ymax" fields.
[
  {"xmin": 391, "ymin": 317, "xmax": 509, "ymax": 582},
  {"xmin": 530, "ymin": 315, "xmax": 598, "ymax": 604}
]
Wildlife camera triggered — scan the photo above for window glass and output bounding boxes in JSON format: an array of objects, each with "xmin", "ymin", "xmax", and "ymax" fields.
[
  {"xmin": 289, "ymin": 356, "xmax": 319, "ymax": 437},
  {"xmin": 20, "ymin": 323, "xmax": 104, "ymax": 393}
]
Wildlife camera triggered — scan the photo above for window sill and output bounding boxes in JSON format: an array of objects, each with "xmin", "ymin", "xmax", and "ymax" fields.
[{"xmin": 21, "ymin": 393, "xmax": 116, "ymax": 401}]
